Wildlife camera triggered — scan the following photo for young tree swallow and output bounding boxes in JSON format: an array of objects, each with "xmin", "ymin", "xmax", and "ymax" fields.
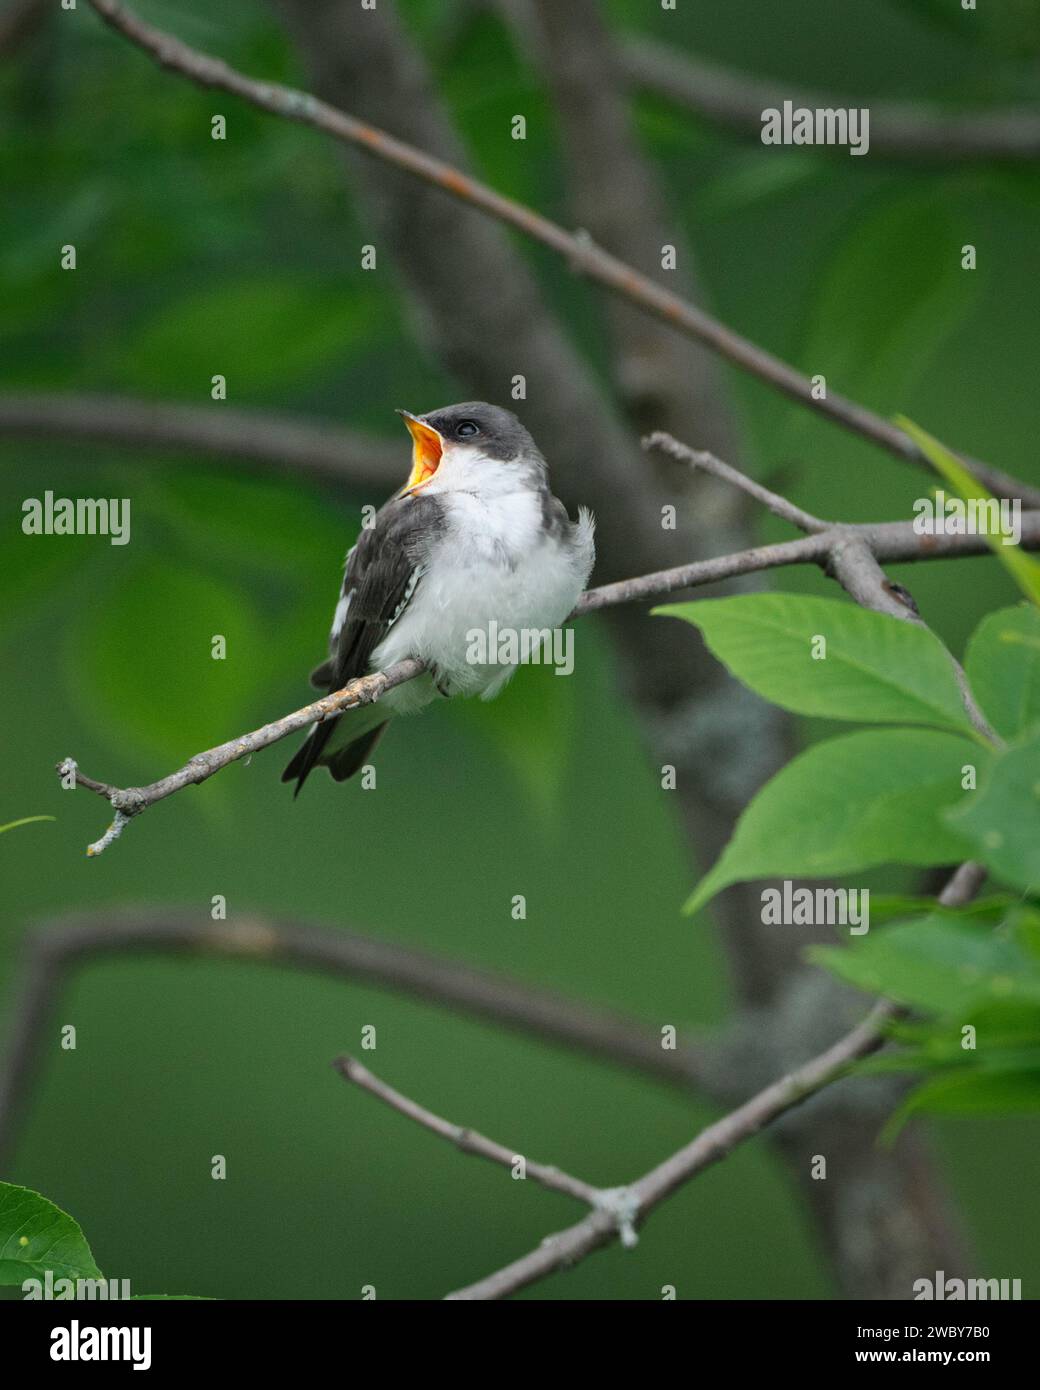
[{"xmin": 283, "ymin": 402, "xmax": 596, "ymax": 792}]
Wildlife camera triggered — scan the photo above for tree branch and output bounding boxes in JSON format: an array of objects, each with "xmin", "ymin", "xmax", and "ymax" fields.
[
  {"xmin": 445, "ymin": 861, "xmax": 986, "ymax": 1299},
  {"xmin": 57, "ymin": 482, "xmax": 1040, "ymax": 854},
  {"xmin": 623, "ymin": 36, "xmax": 1040, "ymax": 165},
  {"xmin": 0, "ymin": 908, "xmax": 711, "ymax": 1171},
  {"xmin": 81, "ymin": 0, "xmax": 1040, "ymax": 504},
  {"xmin": 0, "ymin": 392, "xmax": 405, "ymax": 492}
]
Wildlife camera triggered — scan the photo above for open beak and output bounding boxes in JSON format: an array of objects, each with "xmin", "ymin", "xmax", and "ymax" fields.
[{"xmin": 397, "ymin": 410, "xmax": 444, "ymax": 494}]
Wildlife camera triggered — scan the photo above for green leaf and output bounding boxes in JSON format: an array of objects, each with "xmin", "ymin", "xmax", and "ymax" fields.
[
  {"xmin": 866, "ymin": 893, "xmax": 1017, "ymax": 927},
  {"xmin": 965, "ymin": 604, "xmax": 1040, "ymax": 740},
  {"xmin": 863, "ymin": 893, "xmax": 942, "ymax": 926},
  {"xmin": 0, "ymin": 1183, "xmax": 102, "ymax": 1287},
  {"xmin": 897, "ymin": 416, "xmax": 1040, "ymax": 607},
  {"xmin": 686, "ymin": 729, "xmax": 982, "ymax": 914},
  {"xmin": 810, "ymin": 916, "xmax": 1040, "ymax": 1015},
  {"xmin": 656, "ymin": 593, "xmax": 974, "ymax": 734},
  {"xmin": 1014, "ymin": 906, "xmax": 1040, "ymax": 960},
  {"xmin": 883, "ymin": 1068, "xmax": 1040, "ymax": 1141},
  {"xmin": 947, "ymin": 728, "xmax": 1040, "ymax": 893}
]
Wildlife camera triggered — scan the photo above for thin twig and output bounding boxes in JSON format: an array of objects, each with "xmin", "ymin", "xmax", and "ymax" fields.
[
  {"xmin": 333, "ymin": 1055, "xmax": 601, "ymax": 1205},
  {"xmin": 0, "ymin": 392, "xmax": 405, "ymax": 492},
  {"xmin": 58, "ymin": 657, "xmax": 425, "ymax": 842},
  {"xmin": 644, "ymin": 431, "xmax": 831, "ymax": 532},
  {"xmin": 446, "ymin": 862, "xmax": 986, "ymax": 1298},
  {"xmin": 81, "ymin": 0, "xmax": 1040, "ymax": 505}
]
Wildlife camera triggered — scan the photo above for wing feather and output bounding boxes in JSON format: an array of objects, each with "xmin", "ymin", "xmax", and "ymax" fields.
[{"xmin": 283, "ymin": 494, "xmax": 443, "ymax": 793}]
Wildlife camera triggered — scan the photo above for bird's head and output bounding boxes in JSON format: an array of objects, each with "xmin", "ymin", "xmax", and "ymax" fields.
[{"xmin": 396, "ymin": 402, "xmax": 545, "ymax": 498}]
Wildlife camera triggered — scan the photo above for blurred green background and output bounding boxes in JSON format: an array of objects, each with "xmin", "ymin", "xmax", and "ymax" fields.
[{"xmin": 2, "ymin": 0, "xmax": 1039, "ymax": 1298}]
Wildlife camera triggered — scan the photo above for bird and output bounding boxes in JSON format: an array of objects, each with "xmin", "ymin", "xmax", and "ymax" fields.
[{"xmin": 283, "ymin": 402, "xmax": 596, "ymax": 793}]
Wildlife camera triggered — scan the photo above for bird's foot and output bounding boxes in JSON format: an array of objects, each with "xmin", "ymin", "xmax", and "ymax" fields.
[{"xmin": 429, "ymin": 664, "xmax": 453, "ymax": 699}]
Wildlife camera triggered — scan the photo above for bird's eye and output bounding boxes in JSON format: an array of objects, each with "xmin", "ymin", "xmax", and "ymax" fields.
[{"xmin": 456, "ymin": 420, "xmax": 480, "ymax": 438}]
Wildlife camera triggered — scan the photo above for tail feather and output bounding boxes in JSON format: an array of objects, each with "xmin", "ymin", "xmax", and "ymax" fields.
[
  {"xmin": 326, "ymin": 722, "xmax": 389, "ymax": 781},
  {"xmin": 281, "ymin": 719, "xmax": 336, "ymax": 798},
  {"xmin": 282, "ymin": 710, "xmax": 390, "ymax": 796}
]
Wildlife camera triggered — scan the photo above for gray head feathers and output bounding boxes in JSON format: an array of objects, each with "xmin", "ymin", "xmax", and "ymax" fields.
[{"xmin": 420, "ymin": 402, "xmax": 543, "ymax": 465}]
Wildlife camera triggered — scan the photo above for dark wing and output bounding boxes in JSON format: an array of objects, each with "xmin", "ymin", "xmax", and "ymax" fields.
[
  {"xmin": 282, "ymin": 494, "xmax": 442, "ymax": 794},
  {"xmin": 328, "ymin": 495, "xmax": 441, "ymax": 688}
]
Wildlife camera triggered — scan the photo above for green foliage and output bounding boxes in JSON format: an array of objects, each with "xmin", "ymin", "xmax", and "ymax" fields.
[
  {"xmin": 965, "ymin": 605, "xmax": 1040, "ymax": 740},
  {"xmin": 866, "ymin": 893, "xmax": 1019, "ymax": 927},
  {"xmin": 698, "ymin": 152, "xmax": 827, "ymax": 221},
  {"xmin": 684, "ymin": 728, "xmax": 981, "ymax": 915},
  {"xmin": 671, "ymin": 593, "xmax": 1038, "ymax": 915},
  {"xmin": 0, "ymin": 1183, "xmax": 102, "ymax": 1286},
  {"xmin": 656, "ymin": 593, "xmax": 976, "ymax": 734},
  {"xmin": 668, "ymin": 588, "xmax": 1040, "ymax": 1124},
  {"xmin": 811, "ymin": 908, "xmax": 1040, "ymax": 1135},
  {"xmin": 890, "ymin": 1071, "xmax": 1040, "ymax": 1130},
  {"xmin": 57, "ymin": 470, "xmax": 357, "ymax": 771},
  {"xmin": 130, "ymin": 1293, "xmax": 210, "ymax": 1300},
  {"xmin": 811, "ymin": 914, "xmax": 1040, "ymax": 1017},
  {"xmin": 948, "ymin": 728, "xmax": 1040, "ymax": 893}
]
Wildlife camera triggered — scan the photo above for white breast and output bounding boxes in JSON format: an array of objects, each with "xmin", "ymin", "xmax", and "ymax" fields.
[{"xmin": 373, "ymin": 487, "xmax": 594, "ymax": 714}]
